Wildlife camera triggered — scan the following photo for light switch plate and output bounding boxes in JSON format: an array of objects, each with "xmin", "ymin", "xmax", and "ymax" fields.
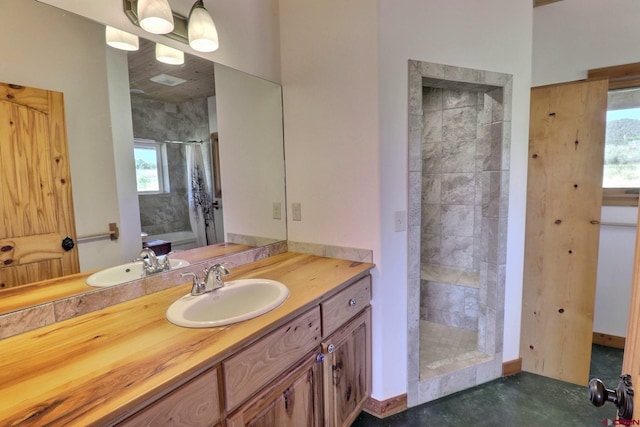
[
  {"xmin": 292, "ymin": 203, "xmax": 302, "ymax": 221},
  {"xmin": 394, "ymin": 210, "xmax": 407, "ymax": 232},
  {"xmin": 272, "ymin": 202, "xmax": 281, "ymax": 220}
]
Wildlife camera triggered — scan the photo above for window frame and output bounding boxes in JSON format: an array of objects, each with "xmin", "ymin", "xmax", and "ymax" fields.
[
  {"xmin": 133, "ymin": 138, "xmax": 169, "ymax": 195},
  {"xmin": 588, "ymin": 62, "xmax": 640, "ymax": 207}
]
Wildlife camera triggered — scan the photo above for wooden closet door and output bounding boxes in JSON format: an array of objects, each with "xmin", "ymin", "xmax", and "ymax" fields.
[
  {"xmin": 0, "ymin": 83, "xmax": 79, "ymax": 288},
  {"xmin": 521, "ymin": 78, "xmax": 608, "ymax": 385}
]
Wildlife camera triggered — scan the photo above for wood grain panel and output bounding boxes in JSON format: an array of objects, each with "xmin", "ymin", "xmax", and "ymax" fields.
[
  {"xmin": 321, "ymin": 275, "xmax": 371, "ymax": 337},
  {"xmin": 521, "ymin": 79, "xmax": 608, "ymax": 385},
  {"xmin": 223, "ymin": 307, "xmax": 322, "ymax": 411},
  {"xmin": 323, "ymin": 307, "xmax": 371, "ymax": 427},
  {"xmin": 621, "ymin": 200, "xmax": 640, "ymax": 419},
  {"xmin": 47, "ymin": 90, "xmax": 79, "ymax": 277},
  {"xmin": 0, "ymin": 234, "xmax": 63, "ymax": 266},
  {"xmin": 0, "ymin": 82, "xmax": 78, "ymax": 287},
  {"xmin": 588, "ymin": 62, "xmax": 640, "ymax": 90},
  {"xmin": 118, "ymin": 367, "xmax": 221, "ymax": 427},
  {"xmin": 226, "ymin": 351, "xmax": 322, "ymax": 427},
  {"xmin": 0, "ymin": 84, "xmax": 50, "ymax": 113}
]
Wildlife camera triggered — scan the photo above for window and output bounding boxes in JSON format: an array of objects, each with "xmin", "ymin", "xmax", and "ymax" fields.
[
  {"xmin": 134, "ymin": 139, "xmax": 169, "ymax": 193},
  {"xmin": 604, "ymin": 90, "xmax": 640, "ymax": 190},
  {"xmin": 589, "ymin": 63, "xmax": 640, "ymax": 206}
]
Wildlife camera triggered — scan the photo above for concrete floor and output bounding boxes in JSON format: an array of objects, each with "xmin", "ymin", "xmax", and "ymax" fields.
[{"xmin": 352, "ymin": 344, "xmax": 624, "ymax": 426}]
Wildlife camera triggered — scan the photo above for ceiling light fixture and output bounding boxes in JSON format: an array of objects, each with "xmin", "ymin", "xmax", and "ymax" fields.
[
  {"xmin": 123, "ymin": 0, "xmax": 221, "ymax": 51},
  {"xmin": 188, "ymin": 0, "xmax": 219, "ymax": 52},
  {"xmin": 137, "ymin": 0, "xmax": 175, "ymax": 34},
  {"xmin": 105, "ymin": 26, "xmax": 139, "ymax": 51},
  {"xmin": 155, "ymin": 43, "xmax": 184, "ymax": 65}
]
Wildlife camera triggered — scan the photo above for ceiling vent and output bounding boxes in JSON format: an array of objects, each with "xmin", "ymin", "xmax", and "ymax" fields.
[{"xmin": 150, "ymin": 73, "xmax": 187, "ymax": 87}]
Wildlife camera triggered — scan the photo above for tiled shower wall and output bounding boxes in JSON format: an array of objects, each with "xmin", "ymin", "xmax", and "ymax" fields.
[
  {"xmin": 407, "ymin": 60, "xmax": 512, "ymax": 406},
  {"xmin": 131, "ymin": 96, "xmax": 211, "ymax": 236},
  {"xmin": 138, "ymin": 144, "xmax": 189, "ymax": 236},
  {"xmin": 421, "ymin": 87, "xmax": 485, "ymax": 273},
  {"xmin": 420, "ymin": 86, "xmax": 504, "ymax": 331}
]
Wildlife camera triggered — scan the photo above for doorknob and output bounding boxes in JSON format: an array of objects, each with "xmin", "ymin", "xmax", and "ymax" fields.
[
  {"xmin": 588, "ymin": 374, "xmax": 634, "ymax": 421},
  {"xmin": 61, "ymin": 237, "xmax": 75, "ymax": 251}
]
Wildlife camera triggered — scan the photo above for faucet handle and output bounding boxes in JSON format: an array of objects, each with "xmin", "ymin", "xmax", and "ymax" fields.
[
  {"xmin": 212, "ymin": 263, "xmax": 230, "ymax": 277},
  {"xmin": 161, "ymin": 255, "xmax": 171, "ymax": 271},
  {"xmin": 182, "ymin": 272, "xmax": 206, "ymax": 296}
]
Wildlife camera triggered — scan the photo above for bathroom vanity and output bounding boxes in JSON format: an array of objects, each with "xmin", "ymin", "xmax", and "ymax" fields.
[{"xmin": 0, "ymin": 252, "xmax": 373, "ymax": 426}]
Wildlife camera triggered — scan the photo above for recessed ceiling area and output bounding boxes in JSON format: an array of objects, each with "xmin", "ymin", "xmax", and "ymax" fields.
[{"xmin": 127, "ymin": 38, "xmax": 215, "ymax": 103}]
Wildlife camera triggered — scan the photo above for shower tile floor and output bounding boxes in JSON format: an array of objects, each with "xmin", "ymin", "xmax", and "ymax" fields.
[{"xmin": 420, "ymin": 320, "xmax": 491, "ymax": 379}]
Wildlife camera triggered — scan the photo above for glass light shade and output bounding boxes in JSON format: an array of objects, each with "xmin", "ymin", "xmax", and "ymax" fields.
[
  {"xmin": 137, "ymin": 0, "xmax": 174, "ymax": 34},
  {"xmin": 155, "ymin": 43, "xmax": 184, "ymax": 65},
  {"xmin": 105, "ymin": 26, "xmax": 139, "ymax": 51},
  {"xmin": 188, "ymin": 0, "xmax": 219, "ymax": 52}
]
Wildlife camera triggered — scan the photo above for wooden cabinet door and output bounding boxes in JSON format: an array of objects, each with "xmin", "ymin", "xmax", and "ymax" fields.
[
  {"xmin": 321, "ymin": 307, "xmax": 371, "ymax": 427},
  {"xmin": 0, "ymin": 83, "xmax": 79, "ymax": 289},
  {"xmin": 226, "ymin": 351, "xmax": 323, "ymax": 427},
  {"xmin": 521, "ymin": 78, "xmax": 608, "ymax": 385},
  {"xmin": 118, "ymin": 367, "xmax": 222, "ymax": 427}
]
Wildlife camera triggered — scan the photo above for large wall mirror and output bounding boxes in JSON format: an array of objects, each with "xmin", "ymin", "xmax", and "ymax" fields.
[{"xmin": 0, "ymin": 0, "xmax": 286, "ymax": 313}]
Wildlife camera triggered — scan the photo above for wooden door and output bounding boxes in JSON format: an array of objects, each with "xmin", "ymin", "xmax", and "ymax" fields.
[
  {"xmin": 521, "ymin": 78, "xmax": 608, "ymax": 385},
  {"xmin": 0, "ymin": 83, "xmax": 79, "ymax": 289},
  {"xmin": 322, "ymin": 307, "xmax": 371, "ymax": 427},
  {"xmin": 620, "ymin": 202, "xmax": 640, "ymax": 418},
  {"xmin": 226, "ymin": 351, "xmax": 323, "ymax": 427}
]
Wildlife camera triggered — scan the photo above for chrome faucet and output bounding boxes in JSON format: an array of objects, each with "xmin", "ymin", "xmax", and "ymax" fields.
[
  {"xmin": 204, "ymin": 263, "xmax": 231, "ymax": 292},
  {"xmin": 138, "ymin": 247, "xmax": 171, "ymax": 276},
  {"xmin": 182, "ymin": 272, "xmax": 206, "ymax": 296},
  {"xmin": 182, "ymin": 263, "xmax": 230, "ymax": 296}
]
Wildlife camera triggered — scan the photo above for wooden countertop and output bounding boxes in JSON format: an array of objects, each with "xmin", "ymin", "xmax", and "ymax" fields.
[{"xmin": 0, "ymin": 252, "xmax": 373, "ymax": 426}]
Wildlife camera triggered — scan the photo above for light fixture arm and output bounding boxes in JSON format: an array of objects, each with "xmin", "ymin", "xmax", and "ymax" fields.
[{"xmin": 123, "ymin": 0, "xmax": 189, "ymax": 45}]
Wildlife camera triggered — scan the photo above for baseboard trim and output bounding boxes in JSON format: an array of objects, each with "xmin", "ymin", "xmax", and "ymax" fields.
[
  {"xmin": 364, "ymin": 394, "xmax": 408, "ymax": 418},
  {"xmin": 593, "ymin": 332, "xmax": 625, "ymax": 349},
  {"xmin": 502, "ymin": 358, "xmax": 522, "ymax": 376}
]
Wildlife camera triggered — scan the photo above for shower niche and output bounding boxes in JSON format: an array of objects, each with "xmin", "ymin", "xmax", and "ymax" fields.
[{"xmin": 407, "ymin": 60, "xmax": 512, "ymax": 406}]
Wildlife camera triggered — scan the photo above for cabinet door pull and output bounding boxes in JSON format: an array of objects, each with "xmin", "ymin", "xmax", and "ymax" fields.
[
  {"xmin": 327, "ymin": 343, "xmax": 335, "ymax": 354},
  {"xmin": 349, "ymin": 298, "xmax": 357, "ymax": 307}
]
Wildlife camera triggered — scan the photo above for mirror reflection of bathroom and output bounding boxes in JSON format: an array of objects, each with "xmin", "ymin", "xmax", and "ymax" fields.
[
  {"xmin": 419, "ymin": 82, "xmax": 503, "ymax": 379},
  {"xmin": 129, "ymin": 39, "xmax": 224, "ymax": 255}
]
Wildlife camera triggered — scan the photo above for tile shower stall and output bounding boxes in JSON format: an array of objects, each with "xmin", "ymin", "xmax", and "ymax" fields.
[{"xmin": 407, "ymin": 61, "xmax": 512, "ymax": 406}]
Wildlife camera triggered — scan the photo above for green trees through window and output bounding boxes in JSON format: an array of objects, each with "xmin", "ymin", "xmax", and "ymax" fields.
[
  {"xmin": 604, "ymin": 91, "xmax": 640, "ymax": 189},
  {"xmin": 134, "ymin": 142, "xmax": 167, "ymax": 193}
]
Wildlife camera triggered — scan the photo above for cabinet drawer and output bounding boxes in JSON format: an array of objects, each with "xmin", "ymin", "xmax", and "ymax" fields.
[
  {"xmin": 321, "ymin": 275, "xmax": 371, "ymax": 337},
  {"xmin": 119, "ymin": 367, "xmax": 221, "ymax": 427},
  {"xmin": 223, "ymin": 307, "xmax": 321, "ymax": 411}
]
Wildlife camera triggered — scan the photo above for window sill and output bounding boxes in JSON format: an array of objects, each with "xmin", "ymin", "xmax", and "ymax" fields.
[{"xmin": 603, "ymin": 189, "xmax": 639, "ymax": 207}]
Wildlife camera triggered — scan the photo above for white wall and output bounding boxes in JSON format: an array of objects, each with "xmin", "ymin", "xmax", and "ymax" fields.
[
  {"xmin": 215, "ymin": 64, "xmax": 286, "ymax": 242},
  {"xmin": 1, "ymin": 0, "xmax": 124, "ymax": 270},
  {"xmin": 37, "ymin": 0, "xmax": 282, "ymax": 83},
  {"xmin": 105, "ymin": 47, "xmax": 144, "ymax": 267},
  {"xmin": 280, "ymin": 0, "xmax": 532, "ymax": 401},
  {"xmin": 594, "ymin": 208, "xmax": 637, "ymax": 337},
  {"xmin": 532, "ymin": 0, "xmax": 640, "ymax": 86},
  {"xmin": 533, "ymin": 0, "xmax": 640, "ymax": 338}
]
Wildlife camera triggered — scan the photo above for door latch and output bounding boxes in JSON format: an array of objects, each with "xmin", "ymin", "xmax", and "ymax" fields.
[{"xmin": 589, "ymin": 374, "xmax": 634, "ymax": 421}]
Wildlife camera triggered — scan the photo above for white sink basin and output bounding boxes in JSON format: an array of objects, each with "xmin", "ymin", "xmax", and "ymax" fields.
[
  {"xmin": 166, "ymin": 279, "xmax": 289, "ymax": 328},
  {"xmin": 86, "ymin": 258, "xmax": 190, "ymax": 287}
]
